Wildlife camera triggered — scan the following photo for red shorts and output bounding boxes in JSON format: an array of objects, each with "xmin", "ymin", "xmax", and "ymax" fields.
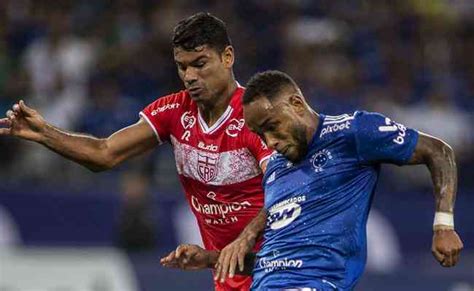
[{"xmin": 213, "ymin": 274, "xmax": 252, "ymax": 291}]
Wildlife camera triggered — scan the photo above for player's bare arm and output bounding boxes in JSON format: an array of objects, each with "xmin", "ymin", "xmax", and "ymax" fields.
[
  {"xmin": 0, "ymin": 100, "xmax": 158, "ymax": 171},
  {"xmin": 161, "ymin": 244, "xmax": 257, "ymax": 275},
  {"xmin": 405, "ymin": 132, "xmax": 463, "ymax": 267},
  {"xmin": 214, "ymin": 160, "xmax": 269, "ymax": 282},
  {"xmin": 214, "ymin": 207, "xmax": 267, "ymax": 282}
]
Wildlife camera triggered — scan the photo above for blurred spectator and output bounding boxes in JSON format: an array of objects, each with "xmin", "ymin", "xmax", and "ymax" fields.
[
  {"xmin": 23, "ymin": 8, "xmax": 96, "ymax": 129},
  {"xmin": 117, "ymin": 172, "xmax": 156, "ymax": 252},
  {"xmin": 0, "ymin": 205, "xmax": 21, "ymax": 249}
]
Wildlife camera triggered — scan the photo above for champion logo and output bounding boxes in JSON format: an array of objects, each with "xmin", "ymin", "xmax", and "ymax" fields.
[
  {"xmin": 206, "ymin": 191, "xmax": 217, "ymax": 200},
  {"xmin": 259, "ymin": 255, "xmax": 304, "ymax": 273}
]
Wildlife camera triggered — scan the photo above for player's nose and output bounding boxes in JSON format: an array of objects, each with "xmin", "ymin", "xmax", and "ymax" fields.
[
  {"xmin": 265, "ymin": 135, "xmax": 280, "ymax": 150},
  {"xmin": 184, "ymin": 67, "xmax": 198, "ymax": 84}
]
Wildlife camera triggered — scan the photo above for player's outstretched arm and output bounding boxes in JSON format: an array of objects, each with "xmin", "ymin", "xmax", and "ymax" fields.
[
  {"xmin": 214, "ymin": 208, "xmax": 267, "ymax": 282},
  {"xmin": 406, "ymin": 132, "xmax": 463, "ymax": 267},
  {"xmin": 160, "ymin": 244, "xmax": 256, "ymax": 275},
  {"xmin": 0, "ymin": 100, "xmax": 158, "ymax": 172}
]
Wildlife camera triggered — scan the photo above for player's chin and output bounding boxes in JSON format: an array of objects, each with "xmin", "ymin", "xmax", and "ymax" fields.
[{"xmin": 282, "ymin": 147, "xmax": 301, "ymax": 162}]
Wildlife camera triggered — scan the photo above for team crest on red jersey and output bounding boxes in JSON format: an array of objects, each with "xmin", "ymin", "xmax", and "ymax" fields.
[{"xmin": 197, "ymin": 153, "xmax": 218, "ymax": 182}]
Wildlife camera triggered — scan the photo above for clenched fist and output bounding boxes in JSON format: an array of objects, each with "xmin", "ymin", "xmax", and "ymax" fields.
[{"xmin": 432, "ymin": 229, "xmax": 463, "ymax": 267}]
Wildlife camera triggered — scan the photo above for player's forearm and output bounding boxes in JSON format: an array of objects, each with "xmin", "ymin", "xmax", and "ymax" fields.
[
  {"xmin": 425, "ymin": 139, "xmax": 457, "ymax": 215},
  {"xmin": 238, "ymin": 208, "xmax": 267, "ymax": 242},
  {"xmin": 40, "ymin": 124, "xmax": 113, "ymax": 172},
  {"xmin": 409, "ymin": 134, "xmax": 458, "ymax": 218},
  {"xmin": 207, "ymin": 251, "xmax": 256, "ymax": 275}
]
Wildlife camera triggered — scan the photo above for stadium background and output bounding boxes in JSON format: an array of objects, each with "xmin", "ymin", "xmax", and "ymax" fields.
[{"xmin": 0, "ymin": 0, "xmax": 473, "ymax": 290}]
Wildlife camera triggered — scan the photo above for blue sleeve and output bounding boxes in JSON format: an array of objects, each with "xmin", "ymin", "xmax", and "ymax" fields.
[{"xmin": 353, "ymin": 111, "xmax": 419, "ymax": 165}]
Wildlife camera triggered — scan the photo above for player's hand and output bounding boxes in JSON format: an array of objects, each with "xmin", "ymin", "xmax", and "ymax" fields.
[
  {"xmin": 0, "ymin": 100, "xmax": 46, "ymax": 142},
  {"xmin": 214, "ymin": 235, "xmax": 255, "ymax": 282},
  {"xmin": 432, "ymin": 229, "xmax": 463, "ymax": 267},
  {"xmin": 160, "ymin": 244, "xmax": 211, "ymax": 270}
]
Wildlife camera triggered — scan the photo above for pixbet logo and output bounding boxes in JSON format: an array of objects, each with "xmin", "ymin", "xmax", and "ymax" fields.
[{"xmin": 320, "ymin": 120, "xmax": 351, "ymax": 137}]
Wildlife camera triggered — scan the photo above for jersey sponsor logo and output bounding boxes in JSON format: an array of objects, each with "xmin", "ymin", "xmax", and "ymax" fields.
[
  {"xmin": 191, "ymin": 194, "xmax": 251, "ymax": 225},
  {"xmin": 198, "ymin": 141, "xmax": 218, "ymax": 152},
  {"xmin": 320, "ymin": 120, "xmax": 351, "ymax": 138},
  {"xmin": 378, "ymin": 117, "xmax": 407, "ymax": 145},
  {"xmin": 151, "ymin": 103, "xmax": 180, "ymax": 116},
  {"xmin": 267, "ymin": 195, "xmax": 305, "ymax": 230},
  {"xmin": 197, "ymin": 153, "xmax": 218, "ymax": 182},
  {"xmin": 258, "ymin": 251, "xmax": 303, "ymax": 273},
  {"xmin": 310, "ymin": 149, "xmax": 333, "ymax": 173},
  {"xmin": 226, "ymin": 118, "xmax": 245, "ymax": 137}
]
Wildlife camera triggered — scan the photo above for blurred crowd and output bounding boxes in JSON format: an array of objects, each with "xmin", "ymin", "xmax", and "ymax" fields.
[{"xmin": 0, "ymin": 0, "xmax": 473, "ymax": 193}]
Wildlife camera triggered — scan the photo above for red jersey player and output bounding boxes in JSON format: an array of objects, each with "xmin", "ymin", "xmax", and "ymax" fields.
[
  {"xmin": 141, "ymin": 86, "xmax": 271, "ymax": 253},
  {"xmin": 1, "ymin": 13, "xmax": 272, "ymax": 291}
]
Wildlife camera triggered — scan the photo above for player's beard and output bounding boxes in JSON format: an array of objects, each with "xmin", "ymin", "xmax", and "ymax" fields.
[{"xmin": 287, "ymin": 123, "xmax": 309, "ymax": 163}]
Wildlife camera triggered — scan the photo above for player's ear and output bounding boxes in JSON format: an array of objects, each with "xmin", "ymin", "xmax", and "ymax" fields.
[
  {"xmin": 221, "ymin": 46, "xmax": 234, "ymax": 68},
  {"xmin": 288, "ymin": 94, "xmax": 306, "ymax": 115}
]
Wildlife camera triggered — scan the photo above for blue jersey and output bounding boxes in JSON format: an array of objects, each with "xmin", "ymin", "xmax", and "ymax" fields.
[{"xmin": 251, "ymin": 111, "xmax": 419, "ymax": 291}]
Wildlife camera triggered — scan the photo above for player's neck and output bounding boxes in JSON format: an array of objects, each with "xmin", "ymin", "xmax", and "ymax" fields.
[
  {"xmin": 306, "ymin": 110, "xmax": 320, "ymax": 145},
  {"xmin": 197, "ymin": 80, "xmax": 237, "ymax": 127}
]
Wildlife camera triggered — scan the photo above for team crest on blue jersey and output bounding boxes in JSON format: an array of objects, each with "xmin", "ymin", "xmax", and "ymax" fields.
[{"xmin": 310, "ymin": 149, "xmax": 333, "ymax": 173}]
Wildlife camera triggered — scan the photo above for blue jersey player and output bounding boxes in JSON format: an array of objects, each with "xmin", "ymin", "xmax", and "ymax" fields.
[{"xmin": 160, "ymin": 71, "xmax": 463, "ymax": 290}]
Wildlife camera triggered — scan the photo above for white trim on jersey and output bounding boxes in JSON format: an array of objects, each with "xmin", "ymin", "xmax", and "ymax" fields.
[
  {"xmin": 324, "ymin": 114, "xmax": 351, "ymax": 121},
  {"xmin": 198, "ymin": 106, "xmax": 234, "ymax": 134},
  {"xmin": 259, "ymin": 153, "xmax": 275, "ymax": 167},
  {"xmin": 323, "ymin": 116, "xmax": 355, "ymax": 125},
  {"xmin": 139, "ymin": 112, "xmax": 163, "ymax": 144}
]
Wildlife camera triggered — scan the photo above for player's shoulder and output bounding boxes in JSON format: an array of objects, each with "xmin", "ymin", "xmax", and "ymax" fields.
[
  {"xmin": 319, "ymin": 111, "xmax": 388, "ymax": 139},
  {"xmin": 144, "ymin": 90, "xmax": 192, "ymax": 114},
  {"xmin": 319, "ymin": 112, "xmax": 357, "ymax": 139},
  {"xmin": 263, "ymin": 152, "xmax": 288, "ymax": 179}
]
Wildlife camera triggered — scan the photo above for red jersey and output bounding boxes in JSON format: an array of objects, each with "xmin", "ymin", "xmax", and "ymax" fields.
[{"xmin": 140, "ymin": 84, "xmax": 272, "ymax": 252}]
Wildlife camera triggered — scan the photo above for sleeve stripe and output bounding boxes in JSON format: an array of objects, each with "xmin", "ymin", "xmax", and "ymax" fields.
[
  {"xmin": 259, "ymin": 152, "xmax": 275, "ymax": 166},
  {"xmin": 139, "ymin": 112, "xmax": 163, "ymax": 144}
]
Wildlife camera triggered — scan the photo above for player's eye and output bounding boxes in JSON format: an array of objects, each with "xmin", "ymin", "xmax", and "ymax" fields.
[
  {"xmin": 266, "ymin": 122, "xmax": 279, "ymax": 131},
  {"xmin": 194, "ymin": 62, "xmax": 206, "ymax": 68}
]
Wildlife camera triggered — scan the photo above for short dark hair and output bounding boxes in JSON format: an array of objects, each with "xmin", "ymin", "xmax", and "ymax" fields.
[
  {"xmin": 243, "ymin": 70, "xmax": 298, "ymax": 104},
  {"xmin": 172, "ymin": 12, "xmax": 231, "ymax": 52}
]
